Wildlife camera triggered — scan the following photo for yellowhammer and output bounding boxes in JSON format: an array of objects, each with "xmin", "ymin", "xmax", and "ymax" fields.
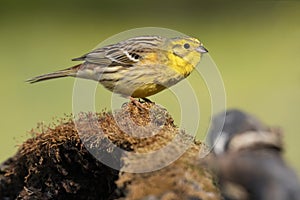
[{"xmin": 27, "ymin": 35, "xmax": 208, "ymax": 98}]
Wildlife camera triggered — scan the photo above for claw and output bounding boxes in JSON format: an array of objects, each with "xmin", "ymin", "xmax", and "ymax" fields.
[{"xmin": 129, "ymin": 97, "xmax": 146, "ymax": 109}]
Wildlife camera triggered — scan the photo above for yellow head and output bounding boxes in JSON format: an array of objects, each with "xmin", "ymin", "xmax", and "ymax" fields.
[{"xmin": 164, "ymin": 37, "xmax": 208, "ymax": 77}]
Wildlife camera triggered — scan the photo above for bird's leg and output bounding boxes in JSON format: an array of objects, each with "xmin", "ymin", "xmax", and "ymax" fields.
[{"xmin": 129, "ymin": 96, "xmax": 146, "ymax": 109}]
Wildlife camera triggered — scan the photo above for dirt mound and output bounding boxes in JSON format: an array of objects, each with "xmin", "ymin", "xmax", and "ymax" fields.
[{"xmin": 0, "ymin": 102, "xmax": 220, "ymax": 200}]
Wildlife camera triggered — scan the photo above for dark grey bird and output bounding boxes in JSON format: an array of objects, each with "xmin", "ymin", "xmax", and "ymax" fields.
[{"xmin": 206, "ymin": 109, "xmax": 300, "ymax": 200}]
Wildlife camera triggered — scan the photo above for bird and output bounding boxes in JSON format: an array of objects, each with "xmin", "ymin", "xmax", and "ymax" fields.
[
  {"xmin": 206, "ymin": 109, "xmax": 300, "ymax": 200},
  {"xmin": 207, "ymin": 109, "xmax": 268, "ymax": 155},
  {"xmin": 26, "ymin": 35, "xmax": 208, "ymax": 99}
]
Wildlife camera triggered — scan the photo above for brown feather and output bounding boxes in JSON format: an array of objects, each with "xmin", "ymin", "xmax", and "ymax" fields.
[{"xmin": 26, "ymin": 64, "xmax": 82, "ymax": 83}]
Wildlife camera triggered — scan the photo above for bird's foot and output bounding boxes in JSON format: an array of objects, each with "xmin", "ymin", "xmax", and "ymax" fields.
[
  {"xmin": 130, "ymin": 97, "xmax": 144, "ymax": 107},
  {"xmin": 129, "ymin": 97, "xmax": 149, "ymax": 110}
]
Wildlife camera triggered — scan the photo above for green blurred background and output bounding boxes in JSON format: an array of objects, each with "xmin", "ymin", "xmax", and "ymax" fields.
[{"xmin": 1, "ymin": 0, "xmax": 300, "ymax": 174}]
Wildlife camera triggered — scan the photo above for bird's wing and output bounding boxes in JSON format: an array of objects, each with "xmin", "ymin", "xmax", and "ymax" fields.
[
  {"xmin": 71, "ymin": 36, "xmax": 164, "ymax": 67},
  {"xmin": 71, "ymin": 45, "xmax": 115, "ymax": 66}
]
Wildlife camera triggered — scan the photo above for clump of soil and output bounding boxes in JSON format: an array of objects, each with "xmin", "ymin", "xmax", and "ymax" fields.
[{"xmin": 0, "ymin": 102, "xmax": 220, "ymax": 200}]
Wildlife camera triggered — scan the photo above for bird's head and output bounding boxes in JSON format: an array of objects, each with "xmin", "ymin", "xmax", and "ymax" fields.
[
  {"xmin": 163, "ymin": 36, "xmax": 208, "ymax": 76},
  {"xmin": 169, "ymin": 36, "xmax": 208, "ymax": 60}
]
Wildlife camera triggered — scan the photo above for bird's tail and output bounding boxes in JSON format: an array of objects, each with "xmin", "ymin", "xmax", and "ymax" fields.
[{"xmin": 26, "ymin": 64, "xmax": 82, "ymax": 83}]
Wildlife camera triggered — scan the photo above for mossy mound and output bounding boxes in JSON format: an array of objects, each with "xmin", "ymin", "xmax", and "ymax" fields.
[{"xmin": 0, "ymin": 102, "xmax": 220, "ymax": 200}]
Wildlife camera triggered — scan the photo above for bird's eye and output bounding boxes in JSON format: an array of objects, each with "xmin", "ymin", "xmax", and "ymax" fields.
[{"xmin": 183, "ymin": 43, "xmax": 190, "ymax": 49}]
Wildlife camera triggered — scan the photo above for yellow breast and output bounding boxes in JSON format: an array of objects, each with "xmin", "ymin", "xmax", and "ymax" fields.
[{"xmin": 131, "ymin": 83, "xmax": 166, "ymax": 98}]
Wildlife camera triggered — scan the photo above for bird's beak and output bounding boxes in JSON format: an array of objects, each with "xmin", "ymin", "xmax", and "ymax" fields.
[{"xmin": 196, "ymin": 45, "xmax": 208, "ymax": 53}]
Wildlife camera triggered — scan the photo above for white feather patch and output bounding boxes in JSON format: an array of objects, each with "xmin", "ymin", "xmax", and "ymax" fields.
[{"xmin": 124, "ymin": 50, "xmax": 139, "ymax": 62}]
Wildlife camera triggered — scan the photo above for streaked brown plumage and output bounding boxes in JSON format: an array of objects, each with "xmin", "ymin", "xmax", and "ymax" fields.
[{"xmin": 27, "ymin": 35, "xmax": 208, "ymax": 98}]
